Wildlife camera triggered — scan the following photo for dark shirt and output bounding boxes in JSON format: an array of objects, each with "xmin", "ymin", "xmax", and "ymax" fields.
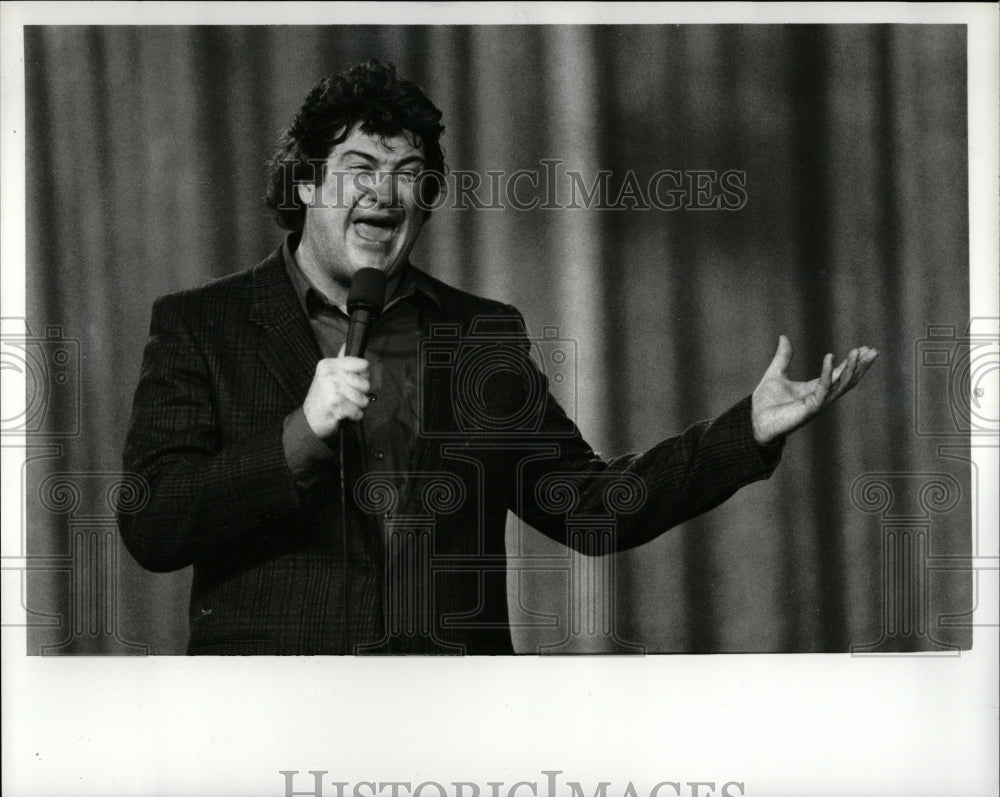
[{"xmin": 280, "ymin": 236, "xmax": 441, "ymax": 515}]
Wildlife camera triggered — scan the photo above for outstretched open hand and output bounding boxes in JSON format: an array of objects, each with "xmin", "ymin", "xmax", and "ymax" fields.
[{"xmin": 751, "ymin": 335, "xmax": 878, "ymax": 446}]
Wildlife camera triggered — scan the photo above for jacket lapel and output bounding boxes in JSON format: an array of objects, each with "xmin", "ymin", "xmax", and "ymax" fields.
[{"xmin": 249, "ymin": 248, "xmax": 322, "ymax": 405}]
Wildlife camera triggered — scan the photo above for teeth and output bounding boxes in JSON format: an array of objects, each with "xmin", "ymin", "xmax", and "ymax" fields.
[{"xmin": 354, "ymin": 221, "xmax": 395, "ymax": 243}]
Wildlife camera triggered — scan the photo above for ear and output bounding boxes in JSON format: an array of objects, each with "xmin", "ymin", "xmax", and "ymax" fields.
[{"xmin": 296, "ymin": 181, "xmax": 316, "ymax": 206}]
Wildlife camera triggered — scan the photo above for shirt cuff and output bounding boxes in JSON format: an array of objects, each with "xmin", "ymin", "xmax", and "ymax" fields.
[{"xmin": 282, "ymin": 406, "xmax": 337, "ymax": 491}]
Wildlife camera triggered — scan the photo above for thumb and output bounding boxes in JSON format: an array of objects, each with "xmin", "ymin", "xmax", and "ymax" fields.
[
  {"xmin": 337, "ymin": 343, "xmax": 346, "ymax": 358},
  {"xmin": 767, "ymin": 334, "xmax": 793, "ymax": 376}
]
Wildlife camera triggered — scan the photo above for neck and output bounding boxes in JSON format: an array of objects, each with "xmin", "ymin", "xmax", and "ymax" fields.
[
  {"xmin": 294, "ymin": 239, "xmax": 403, "ymax": 314},
  {"xmin": 293, "ymin": 240, "xmax": 349, "ymax": 311}
]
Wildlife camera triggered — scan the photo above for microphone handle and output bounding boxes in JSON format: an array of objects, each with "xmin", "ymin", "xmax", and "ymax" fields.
[{"xmin": 344, "ymin": 307, "xmax": 375, "ymax": 357}]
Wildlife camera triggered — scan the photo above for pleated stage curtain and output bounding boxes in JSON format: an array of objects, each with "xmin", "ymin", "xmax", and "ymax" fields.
[{"xmin": 22, "ymin": 25, "xmax": 970, "ymax": 654}]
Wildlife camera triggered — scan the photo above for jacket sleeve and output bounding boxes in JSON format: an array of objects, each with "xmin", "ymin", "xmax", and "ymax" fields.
[
  {"xmin": 118, "ymin": 293, "xmax": 305, "ymax": 572},
  {"xmin": 506, "ymin": 308, "xmax": 783, "ymax": 553}
]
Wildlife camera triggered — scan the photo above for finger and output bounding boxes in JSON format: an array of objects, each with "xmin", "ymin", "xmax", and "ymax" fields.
[
  {"xmin": 332, "ymin": 372, "xmax": 371, "ymax": 394},
  {"xmin": 812, "ymin": 352, "xmax": 834, "ymax": 406},
  {"xmin": 334, "ymin": 343, "xmax": 371, "ymax": 369},
  {"xmin": 840, "ymin": 346, "xmax": 878, "ymax": 389},
  {"xmin": 831, "ymin": 349, "xmax": 853, "ymax": 382},
  {"xmin": 854, "ymin": 345, "xmax": 877, "ymax": 364},
  {"xmin": 343, "ymin": 403, "xmax": 365, "ymax": 423},
  {"xmin": 322, "ymin": 355, "xmax": 370, "ymax": 373},
  {"xmin": 848, "ymin": 348, "xmax": 878, "ymax": 387},
  {"xmin": 337, "ymin": 384, "xmax": 371, "ymax": 409},
  {"xmin": 767, "ymin": 334, "xmax": 794, "ymax": 376},
  {"xmin": 831, "ymin": 349, "xmax": 859, "ymax": 397}
]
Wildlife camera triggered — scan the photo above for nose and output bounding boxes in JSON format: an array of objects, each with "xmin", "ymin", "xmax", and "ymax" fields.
[
  {"xmin": 376, "ymin": 170, "xmax": 410, "ymax": 210},
  {"xmin": 356, "ymin": 170, "xmax": 401, "ymax": 208},
  {"xmin": 374, "ymin": 172, "xmax": 395, "ymax": 204}
]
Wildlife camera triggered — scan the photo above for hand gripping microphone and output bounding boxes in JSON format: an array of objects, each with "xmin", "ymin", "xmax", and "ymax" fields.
[{"xmin": 344, "ymin": 268, "xmax": 387, "ymax": 357}]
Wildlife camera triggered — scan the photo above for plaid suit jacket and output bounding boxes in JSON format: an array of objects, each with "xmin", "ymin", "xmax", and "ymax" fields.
[{"xmin": 119, "ymin": 246, "xmax": 781, "ymax": 654}]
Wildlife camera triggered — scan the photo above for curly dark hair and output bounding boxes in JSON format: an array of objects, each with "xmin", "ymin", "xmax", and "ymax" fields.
[{"xmin": 265, "ymin": 59, "xmax": 446, "ymax": 231}]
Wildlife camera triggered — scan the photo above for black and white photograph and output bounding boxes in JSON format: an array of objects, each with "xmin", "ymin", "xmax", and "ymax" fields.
[{"xmin": 2, "ymin": 3, "xmax": 997, "ymax": 796}]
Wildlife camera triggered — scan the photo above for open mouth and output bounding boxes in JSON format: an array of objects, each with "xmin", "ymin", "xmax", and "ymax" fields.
[{"xmin": 353, "ymin": 215, "xmax": 400, "ymax": 244}]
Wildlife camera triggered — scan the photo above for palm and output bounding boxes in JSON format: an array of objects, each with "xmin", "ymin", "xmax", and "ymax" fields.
[{"xmin": 751, "ymin": 335, "xmax": 878, "ymax": 445}]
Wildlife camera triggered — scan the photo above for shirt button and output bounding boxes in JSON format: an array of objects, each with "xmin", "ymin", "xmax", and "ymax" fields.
[{"xmin": 373, "ymin": 450, "xmax": 385, "ymax": 461}]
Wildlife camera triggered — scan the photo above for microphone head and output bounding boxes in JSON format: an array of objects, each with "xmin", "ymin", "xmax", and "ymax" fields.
[{"xmin": 346, "ymin": 268, "xmax": 388, "ymax": 317}]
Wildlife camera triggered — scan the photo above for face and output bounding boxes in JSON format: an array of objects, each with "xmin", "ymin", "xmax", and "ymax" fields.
[{"xmin": 296, "ymin": 125, "xmax": 427, "ymax": 286}]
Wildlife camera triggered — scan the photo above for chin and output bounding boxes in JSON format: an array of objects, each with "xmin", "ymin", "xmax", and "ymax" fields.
[
  {"xmin": 350, "ymin": 250, "xmax": 397, "ymax": 274},
  {"xmin": 369, "ymin": 256, "xmax": 404, "ymax": 275}
]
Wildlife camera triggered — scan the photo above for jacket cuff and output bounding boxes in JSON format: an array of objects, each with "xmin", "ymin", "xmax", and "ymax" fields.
[
  {"xmin": 725, "ymin": 395, "xmax": 785, "ymax": 478},
  {"xmin": 282, "ymin": 406, "xmax": 337, "ymax": 492}
]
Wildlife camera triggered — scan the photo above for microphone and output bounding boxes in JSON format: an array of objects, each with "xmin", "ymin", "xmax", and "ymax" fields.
[
  {"xmin": 344, "ymin": 268, "xmax": 387, "ymax": 357},
  {"xmin": 339, "ymin": 267, "xmax": 386, "ymax": 654}
]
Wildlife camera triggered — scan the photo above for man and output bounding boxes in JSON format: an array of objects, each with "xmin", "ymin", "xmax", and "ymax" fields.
[{"xmin": 118, "ymin": 60, "xmax": 877, "ymax": 655}]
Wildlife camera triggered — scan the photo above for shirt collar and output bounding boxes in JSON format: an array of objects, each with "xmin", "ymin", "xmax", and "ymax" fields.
[{"xmin": 282, "ymin": 233, "xmax": 440, "ymax": 317}]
